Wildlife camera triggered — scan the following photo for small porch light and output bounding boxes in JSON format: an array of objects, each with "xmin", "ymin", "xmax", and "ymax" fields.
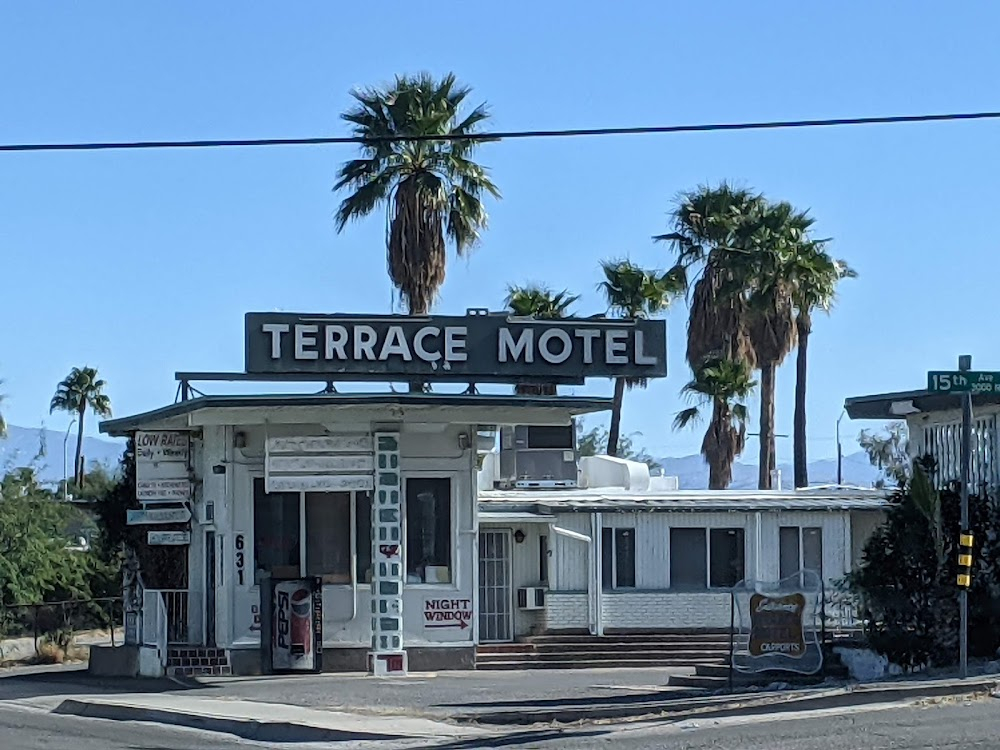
[{"xmin": 514, "ymin": 529, "xmax": 526, "ymax": 544}]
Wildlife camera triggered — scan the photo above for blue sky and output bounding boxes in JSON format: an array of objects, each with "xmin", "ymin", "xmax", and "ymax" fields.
[{"xmin": 1, "ymin": 2, "xmax": 997, "ymax": 463}]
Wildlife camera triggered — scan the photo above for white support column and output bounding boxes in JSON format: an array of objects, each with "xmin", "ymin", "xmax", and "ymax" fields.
[{"xmin": 369, "ymin": 432, "xmax": 406, "ymax": 676}]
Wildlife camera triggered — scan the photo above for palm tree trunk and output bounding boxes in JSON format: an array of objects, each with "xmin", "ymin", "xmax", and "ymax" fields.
[
  {"xmin": 74, "ymin": 404, "xmax": 86, "ymax": 485},
  {"xmin": 793, "ymin": 312, "xmax": 811, "ymax": 488},
  {"xmin": 758, "ymin": 361, "xmax": 776, "ymax": 490},
  {"xmin": 606, "ymin": 377, "xmax": 626, "ymax": 456},
  {"xmin": 707, "ymin": 399, "xmax": 732, "ymax": 490}
]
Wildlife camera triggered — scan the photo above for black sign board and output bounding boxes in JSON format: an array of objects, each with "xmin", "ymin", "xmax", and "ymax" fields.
[
  {"xmin": 245, "ymin": 312, "xmax": 667, "ymax": 383},
  {"xmin": 748, "ymin": 593, "xmax": 807, "ymax": 658}
]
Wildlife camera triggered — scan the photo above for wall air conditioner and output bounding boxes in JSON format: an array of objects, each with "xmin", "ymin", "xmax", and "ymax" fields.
[
  {"xmin": 498, "ymin": 425, "xmax": 578, "ymax": 489},
  {"xmin": 517, "ymin": 587, "xmax": 546, "ymax": 610}
]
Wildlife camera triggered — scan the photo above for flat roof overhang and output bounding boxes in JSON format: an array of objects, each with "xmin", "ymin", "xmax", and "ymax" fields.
[
  {"xmin": 100, "ymin": 392, "xmax": 613, "ymax": 436},
  {"xmin": 844, "ymin": 389, "xmax": 1000, "ymax": 420}
]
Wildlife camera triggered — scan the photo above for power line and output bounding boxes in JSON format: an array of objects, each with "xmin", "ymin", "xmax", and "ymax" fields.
[{"xmin": 2, "ymin": 109, "xmax": 999, "ymax": 153}]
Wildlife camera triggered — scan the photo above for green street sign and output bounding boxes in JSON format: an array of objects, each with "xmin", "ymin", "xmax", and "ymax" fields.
[{"xmin": 927, "ymin": 371, "xmax": 1000, "ymax": 394}]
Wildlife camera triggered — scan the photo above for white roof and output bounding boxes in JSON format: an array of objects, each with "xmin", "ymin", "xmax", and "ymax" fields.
[{"xmin": 478, "ymin": 486, "xmax": 890, "ymax": 513}]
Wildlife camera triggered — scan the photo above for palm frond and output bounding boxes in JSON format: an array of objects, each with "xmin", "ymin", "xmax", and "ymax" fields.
[{"xmin": 673, "ymin": 406, "xmax": 702, "ymax": 431}]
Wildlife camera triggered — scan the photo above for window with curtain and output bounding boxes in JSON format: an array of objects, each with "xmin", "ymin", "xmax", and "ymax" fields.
[{"xmin": 405, "ymin": 477, "xmax": 452, "ymax": 583}]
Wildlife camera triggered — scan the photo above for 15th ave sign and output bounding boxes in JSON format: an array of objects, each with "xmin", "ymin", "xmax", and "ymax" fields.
[{"xmin": 245, "ymin": 312, "xmax": 667, "ymax": 383}]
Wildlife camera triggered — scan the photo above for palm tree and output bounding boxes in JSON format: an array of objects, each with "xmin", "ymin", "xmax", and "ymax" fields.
[
  {"xmin": 50, "ymin": 367, "xmax": 112, "ymax": 484},
  {"xmin": 656, "ymin": 184, "xmax": 762, "ymax": 480},
  {"xmin": 674, "ymin": 357, "xmax": 757, "ymax": 489},
  {"xmin": 505, "ymin": 284, "xmax": 579, "ymax": 396},
  {"xmin": 334, "ymin": 72, "xmax": 501, "ymax": 316},
  {"xmin": 742, "ymin": 201, "xmax": 815, "ymax": 489},
  {"xmin": 655, "ymin": 183, "xmax": 762, "ymax": 369},
  {"xmin": 597, "ymin": 259, "xmax": 683, "ymax": 456},
  {"xmin": 789, "ymin": 245, "xmax": 856, "ymax": 487}
]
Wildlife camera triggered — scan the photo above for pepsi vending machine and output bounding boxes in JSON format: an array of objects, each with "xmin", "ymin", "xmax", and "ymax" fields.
[{"xmin": 265, "ymin": 577, "xmax": 323, "ymax": 673}]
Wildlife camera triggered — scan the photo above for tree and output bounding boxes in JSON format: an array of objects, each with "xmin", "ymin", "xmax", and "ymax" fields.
[
  {"xmin": 597, "ymin": 259, "xmax": 683, "ymax": 457},
  {"xmin": 789, "ymin": 244, "xmax": 856, "ymax": 487},
  {"xmin": 505, "ymin": 284, "xmax": 578, "ymax": 396},
  {"xmin": 673, "ymin": 357, "xmax": 757, "ymax": 489},
  {"xmin": 845, "ymin": 466, "xmax": 1000, "ymax": 669},
  {"xmin": 859, "ymin": 422, "xmax": 910, "ymax": 488},
  {"xmin": 656, "ymin": 184, "xmax": 762, "ymax": 483},
  {"xmin": 741, "ymin": 201, "xmax": 807, "ymax": 489},
  {"xmin": 50, "ymin": 367, "xmax": 112, "ymax": 484},
  {"xmin": 334, "ymin": 73, "xmax": 501, "ymax": 316}
]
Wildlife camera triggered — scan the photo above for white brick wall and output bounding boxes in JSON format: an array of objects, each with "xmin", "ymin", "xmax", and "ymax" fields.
[
  {"xmin": 545, "ymin": 592, "xmax": 589, "ymax": 631},
  {"xmin": 601, "ymin": 592, "xmax": 732, "ymax": 630}
]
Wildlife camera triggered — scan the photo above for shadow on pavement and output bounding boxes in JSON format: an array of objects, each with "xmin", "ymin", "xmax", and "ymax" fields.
[
  {"xmin": 410, "ymin": 728, "xmax": 612, "ymax": 749},
  {"xmin": 436, "ymin": 688, "xmax": 698, "ymax": 711},
  {"xmin": 0, "ymin": 667, "xmax": 205, "ymax": 701}
]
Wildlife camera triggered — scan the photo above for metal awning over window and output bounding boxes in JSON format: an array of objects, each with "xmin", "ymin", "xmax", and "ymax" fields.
[{"xmin": 478, "ymin": 512, "xmax": 555, "ymax": 524}]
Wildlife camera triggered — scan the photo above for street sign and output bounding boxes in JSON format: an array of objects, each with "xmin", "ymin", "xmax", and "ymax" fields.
[
  {"xmin": 927, "ymin": 370, "xmax": 1000, "ymax": 395},
  {"xmin": 137, "ymin": 479, "xmax": 192, "ymax": 502},
  {"xmin": 127, "ymin": 507, "xmax": 192, "ymax": 525},
  {"xmin": 148, "ymin": 531, "xmax": 191, "ymax": 546}
]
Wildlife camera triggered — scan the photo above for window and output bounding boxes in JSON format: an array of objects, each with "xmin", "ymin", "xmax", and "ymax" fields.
[
  {"xmin": 525, "ymin": 425, "xmax": 574, "ymax": 449},
  {"xmin": 539, "ymin": 535, "xmax": 549, "ymax": 584},
  {"xmin": 709, "ymin": 528, "xmax": 745, "ymax": 588},
  {"xmin": 305, "ymin": 492, "xmax": 351, "ymax": 584},
  {"xmin": 670, "ymin": 527, "xmax": 746, "ymax": 589},
  {"xmin": 253, "ymin": 479, "xmax": 300, "ymax": 583},
  {"xmin": 253, "ymin": 479, "xmax": 369, "ymax": 585},
  {"xmin": 670, "ymin": 528, "xmax": 707, "ymax": 589},
  {"xmin": 602, "ymin": 527, "xmax": 636, "ymax": 589},
  {"xmin": 780, "ymin": 526, "xmax": 823, "ymax": 582},
  {"xmin": 406, "ymin": 477, "xmax": 452, "ymax": 583}
]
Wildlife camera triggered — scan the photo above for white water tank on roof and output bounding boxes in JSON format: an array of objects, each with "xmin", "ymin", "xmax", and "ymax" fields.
[{"xmin": 579, "ymin": 455, "xmax": 651, "ymax": 492}]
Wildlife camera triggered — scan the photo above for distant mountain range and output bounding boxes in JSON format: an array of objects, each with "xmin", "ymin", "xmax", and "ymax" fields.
[
  {"xmin": 1, "ymin": 425, "xmax": 124, "ymax": 485},
  {"xmin": 0, "ymin": 424, "xmax": 882, "ymax": 490},
  {"xmin": 652, "ymin": 451, "xmax": 883, "ymax": 489}
]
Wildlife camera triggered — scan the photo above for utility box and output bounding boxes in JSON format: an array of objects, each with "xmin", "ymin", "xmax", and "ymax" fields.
[{"xmin": 498, "ymin": 425, "xmax": 578, "ymax": 489}]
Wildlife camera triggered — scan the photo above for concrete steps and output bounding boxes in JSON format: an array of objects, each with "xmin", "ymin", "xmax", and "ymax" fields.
[{"xmin": 476, "ymin": 632, "xmax": 732, "ymax": 671}]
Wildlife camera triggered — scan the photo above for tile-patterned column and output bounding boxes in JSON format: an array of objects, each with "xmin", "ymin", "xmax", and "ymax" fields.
[{"xmin": 369, "ymin": 432, "xmax": 406, "ymax": 675}]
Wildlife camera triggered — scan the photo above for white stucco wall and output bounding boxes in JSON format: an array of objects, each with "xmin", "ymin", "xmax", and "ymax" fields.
[{"xmin": 202, "ymin": 418, "xmax": 478, "ymax": 652}]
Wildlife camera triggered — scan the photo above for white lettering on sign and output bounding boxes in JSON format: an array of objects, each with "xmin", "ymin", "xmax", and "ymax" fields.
[
  {"xmin": 148, "ymin": 531, "xmax": 191, "ymax": 546},
  {"xmin": 538, "ymin": 328, "xmax": 572, "ymax": 364},
  {"xmin": 498, "ymin": 328, "xmax": 533, "ymax": 363},
  {"xmin": 423, "ymin": 598, "xmax": 473, "ymax": 631},
  {"xmin": 268, "ymin": 455, "xmax": 374, "ymax": 473},
  {"xmin": 261, "ymin": 321, "xmax": 664, "ymax": 369}
]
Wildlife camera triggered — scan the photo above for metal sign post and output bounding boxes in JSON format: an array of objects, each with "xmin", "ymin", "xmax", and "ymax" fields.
[{"xmin": 958, "ymin": 355, "xmax": 972, "ymax": 680}]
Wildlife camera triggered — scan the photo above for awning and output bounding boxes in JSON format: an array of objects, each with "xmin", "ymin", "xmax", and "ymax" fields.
[
  {"xmin": 845, "ymin": 389, "xmax": 1000, "ymax": 420},
  {"xmin": 478, "ymin": 511, "xmax": 556, "ymax": 524}
]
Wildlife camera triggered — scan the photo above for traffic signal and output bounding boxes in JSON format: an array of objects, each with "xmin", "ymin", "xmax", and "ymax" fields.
[{"xmin": 957, "ymin": 532, "xmax": 974, "ymax": 588}]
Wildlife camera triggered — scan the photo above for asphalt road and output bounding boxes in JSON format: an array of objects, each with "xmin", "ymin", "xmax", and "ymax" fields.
[{"xmin": 2, "ymin": 695, "xmax": 1000, "ymax": 749}]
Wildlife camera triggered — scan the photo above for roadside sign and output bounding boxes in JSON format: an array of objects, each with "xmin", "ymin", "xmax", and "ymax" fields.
[
  {"xmin": 137, "ymin": 478, "xmax": 192, "ymax": 502},
  {"xmin": 127, "ymin": 507, "xmax": 191, "ymax": 525},
  {"xmin": 927, "ymin": 371, "xmax": 1000, "ymax": 395},
  {"xmin": 148, "ymin": 531, "xmax": 191, "ymax": 546}
]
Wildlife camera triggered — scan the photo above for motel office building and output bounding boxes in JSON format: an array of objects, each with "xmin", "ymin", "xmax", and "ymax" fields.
[{"xmin": 101, "ymin": 312, "xmax": 887, "ymax": 674}]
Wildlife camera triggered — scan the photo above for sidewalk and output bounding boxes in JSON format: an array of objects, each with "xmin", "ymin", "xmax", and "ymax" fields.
[{"xmin": 0, "ymin": 664, "xmax": 997, "ymax": 743}]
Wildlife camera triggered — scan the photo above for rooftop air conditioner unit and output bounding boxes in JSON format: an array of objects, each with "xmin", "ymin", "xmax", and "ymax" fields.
[
  {"xmin": 498, "ymin": 425, "xmax": 578, "ymax": 490},
  {"xmin": 517, "ymin": 587, "xmax": 546, "ymax": 610}
]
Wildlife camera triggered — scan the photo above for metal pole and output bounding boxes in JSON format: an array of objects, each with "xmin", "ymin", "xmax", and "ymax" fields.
[
  {"xmin": 836, "ymin": 411, "xmax": 845, "ymax": 486},
  {"xmin": 62, "ymin": 419, "xmax": 76, "ymax": 501},
  {"xmin": 959, "ymin": 355, "xmax": 972, "ymax": 679}
]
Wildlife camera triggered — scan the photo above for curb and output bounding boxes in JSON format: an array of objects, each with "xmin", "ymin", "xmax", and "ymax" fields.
[
  {"xmin": 461, "ymin": 678, "xmax": 1000, "ymax": 726},
  {"xmin": 53, "ymin": 699, "xmax": 400, "ymax": 743}
]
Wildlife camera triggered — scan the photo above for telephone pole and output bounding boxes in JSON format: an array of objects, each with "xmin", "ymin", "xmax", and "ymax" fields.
[{"xmin": 958, "ymin": 354, "xmax": 972, "ymax": 679}]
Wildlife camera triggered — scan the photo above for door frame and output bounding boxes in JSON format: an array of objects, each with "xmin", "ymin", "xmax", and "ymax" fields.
[{"xmin": 478, "ymin": 527, "xmax": 514, "ymax": 643}]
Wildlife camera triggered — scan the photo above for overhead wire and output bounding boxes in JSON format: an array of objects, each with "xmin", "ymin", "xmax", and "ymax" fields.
[{"xmin": 1, "ymin": 110, "xmax": 999, "ymax": 153}]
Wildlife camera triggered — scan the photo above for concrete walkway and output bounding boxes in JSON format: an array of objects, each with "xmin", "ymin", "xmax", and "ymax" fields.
[{"xmin": 53, "ymin": 693, "xmax": 490, "ymax": 744}]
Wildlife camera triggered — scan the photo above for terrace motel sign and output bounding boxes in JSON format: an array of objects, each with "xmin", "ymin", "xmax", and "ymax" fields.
[{"xmin": 244, "ymin": 312, "xmax": 667, "ymax": 381}]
